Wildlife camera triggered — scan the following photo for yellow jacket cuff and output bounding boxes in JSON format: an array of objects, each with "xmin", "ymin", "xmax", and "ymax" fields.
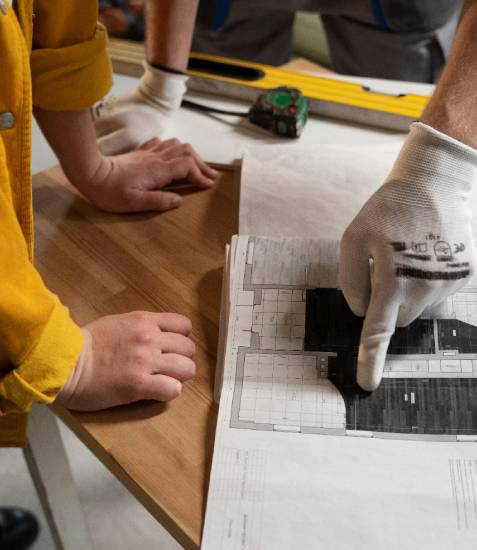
[
  {"xmin": 31, "ymin": 24, "xmax": 113, "ymax": 110},
  {"xmin": 0, "ymin": 300, "xmax": 83, "ymax": 415}
]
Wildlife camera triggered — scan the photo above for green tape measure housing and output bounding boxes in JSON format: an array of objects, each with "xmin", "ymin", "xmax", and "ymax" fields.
[{"xmin": 248, "ymin": 86, "xmax": 309, "ymax": 138}]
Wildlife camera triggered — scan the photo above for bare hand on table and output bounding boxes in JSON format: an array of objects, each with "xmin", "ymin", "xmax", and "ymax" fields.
[
  {"xmin": 33, "ymin": 107, "xmax": 218, "ymax": 214},
  {"xmin": 76, "ymin": 137, "xmax": 218, "ymax": 213},
  {"xmin": 55, "ymin": 312, "xmax": 196, "ymax": 410},
  {"xmin": 34, "ymin": 106, "xmax": 212, "ymax": 411},
  {"xmin": 339, "ymin": 123, "xmax": 477, "ymax": 392}
]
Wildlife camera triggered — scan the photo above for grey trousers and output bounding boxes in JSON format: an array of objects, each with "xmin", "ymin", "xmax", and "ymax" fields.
[{"xmin": 192, "ymin": 0, "xmax": 463, "ymax": 83}]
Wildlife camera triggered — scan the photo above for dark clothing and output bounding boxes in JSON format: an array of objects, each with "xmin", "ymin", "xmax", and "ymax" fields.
[
  {"xmin": 193, "ymin": 0, "xmax": 464, "ymax": 82},
  {"xmin": 99, "ymin": 0, "xmax": 145, "ymax": 41}
]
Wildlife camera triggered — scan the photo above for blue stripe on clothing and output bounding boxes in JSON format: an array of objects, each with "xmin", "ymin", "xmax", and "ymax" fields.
[
  {"xmin": 211, "ymin": 0, "xmax": 233, "ymax": 30},
  {"xmin": 371, "ymin": 0, "xmax": 390, "ymax": 30}
]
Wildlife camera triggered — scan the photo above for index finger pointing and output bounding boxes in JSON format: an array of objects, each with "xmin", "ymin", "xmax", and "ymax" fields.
[{"xmin": 356, "ymin": 288, "xmax": 400, "ymax": 392}]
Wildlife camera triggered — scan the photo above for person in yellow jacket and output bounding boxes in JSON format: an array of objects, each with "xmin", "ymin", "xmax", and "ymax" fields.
[{"xmin": 0, "ymin": 0, "xmax": 218, "ymax": 448}]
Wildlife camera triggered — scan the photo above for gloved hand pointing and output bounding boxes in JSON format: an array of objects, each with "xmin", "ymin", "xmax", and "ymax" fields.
[
  {"xmin": 340, "ymin": 122, "xmax": 477, "ymax": 391},
  {"xmin": 92, "ymin": 62, "xmax": 188, "ymax": 155}
]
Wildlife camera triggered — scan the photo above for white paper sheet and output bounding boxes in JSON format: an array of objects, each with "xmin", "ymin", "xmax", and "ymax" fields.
[
  {"xmin": 239, "ymin": 142, "xmax": 403, "ymax": 238},
  {"xmin": 239, "ymin": 141, "xmax": 477, "ymax": 240},
  {"xmin": 202, "ymin": 235, "xmax": 477, "ymax": 550}
]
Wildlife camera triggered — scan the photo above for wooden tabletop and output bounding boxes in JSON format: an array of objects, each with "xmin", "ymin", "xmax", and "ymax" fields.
[{"xmin": 33, "ymin": 165, "xmax": 238, "ymax": 550}]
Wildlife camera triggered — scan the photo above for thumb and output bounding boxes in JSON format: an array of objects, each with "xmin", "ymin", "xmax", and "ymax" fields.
[
  {"xmin": 140, "ymin": 374, "xmax": 182, "ymax": 402},
  {"xmin": 356, "ymin": 288, "xmax": 400, "ymax": 391},
  {"xmin": 132, "ymin": 190, "xmax": 182, "ymax": 212}
]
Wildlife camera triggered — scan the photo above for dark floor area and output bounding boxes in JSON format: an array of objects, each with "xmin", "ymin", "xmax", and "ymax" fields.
[
  {"xmin": 327, "ymin": 355, "xmax": 477, "ymax": 434},
  {"xmin": 438, "ymin": 319, "xmax": 477, "ymax": 353}
]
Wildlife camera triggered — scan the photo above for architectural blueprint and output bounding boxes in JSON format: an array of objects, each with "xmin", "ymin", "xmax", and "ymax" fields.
[
  {"xmin": 202, "ymin": 235, "xmax": 477, "ymax": 550},
  {"xmin": 231, "ymin": 236, "xmax": 477, "ymax": 440}
]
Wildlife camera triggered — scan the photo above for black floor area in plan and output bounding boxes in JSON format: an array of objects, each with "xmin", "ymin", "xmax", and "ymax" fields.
[
  {"xmin": 305, "ymin": 289, "xmax": 477, "ymax": 435},
  {"xmin": 305, "ymin": 288, "xmax": 436, "ymax": 354},
  {"xmin": 438, "ymin": 319, "xmax": 477, "ymax": 353}
]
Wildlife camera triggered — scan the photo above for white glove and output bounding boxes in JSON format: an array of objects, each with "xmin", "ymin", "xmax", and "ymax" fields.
[
  {"xmin": 92, "ymin": 62, "xmax": 188, "ymax": 156},
  {"xmin": 340, "ymin": 122, "xmax": 477, "ymax": 391}
]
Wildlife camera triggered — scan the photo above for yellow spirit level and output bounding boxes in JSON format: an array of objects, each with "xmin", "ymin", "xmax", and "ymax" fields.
[
  {"xmin": 186, "ymin": 53, "xmax": 428, "ymax": 132},
  {"xmin": 107, "ymin": 39, "xmax": 430, "ymax": 132}
]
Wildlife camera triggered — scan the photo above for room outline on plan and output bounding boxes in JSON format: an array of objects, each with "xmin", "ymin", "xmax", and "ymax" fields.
[{"xmin": 228, "ymin": 236, "xmax": 477, "ymax": 441}]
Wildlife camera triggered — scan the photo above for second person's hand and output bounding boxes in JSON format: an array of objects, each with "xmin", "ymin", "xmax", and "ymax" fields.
[{"xmin": 92, "ymin": 62, "xmax": 188, "ymax": 156}]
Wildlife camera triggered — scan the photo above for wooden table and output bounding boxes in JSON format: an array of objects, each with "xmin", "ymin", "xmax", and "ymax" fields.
[{"xmin": 33, "ymin": 165, "xmax": 238, "ymax": 549}]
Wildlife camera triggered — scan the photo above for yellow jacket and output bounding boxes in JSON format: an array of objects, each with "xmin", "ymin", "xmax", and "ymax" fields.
[{"xmin": 0, "ymin": 1, "xmax": 112, "ymax": 446}]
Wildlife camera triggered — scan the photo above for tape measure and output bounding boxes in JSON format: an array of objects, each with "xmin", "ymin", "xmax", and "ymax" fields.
[
  {"xmin": 249, "ymin": 87, "xmax": 308, "ymax": 138},
  {"xmin": 182, "ymin": 86, "xmax": 309, "ymax": 138}
]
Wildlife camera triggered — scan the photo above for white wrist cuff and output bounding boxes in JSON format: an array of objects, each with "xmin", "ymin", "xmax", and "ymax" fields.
[
  {"xmin": 385, "ymin": 122, "xmax": 477, "ymax": 207},
  {"xmin": 139, "ymin": 61, "xmax": 188, "ymax": 112}
]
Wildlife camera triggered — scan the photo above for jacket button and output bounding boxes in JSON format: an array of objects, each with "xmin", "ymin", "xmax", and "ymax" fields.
[{"xmin": 0, "ymin": 112, "xmax": 15, "ymax": 130}]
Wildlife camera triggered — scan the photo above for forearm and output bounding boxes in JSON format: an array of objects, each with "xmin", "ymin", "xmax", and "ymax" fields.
[
  {"xmin": 145, "ymin": 0, "xmax": 199, "ymax": 71},
  {"xmin": 421, "ymin": 0, "xmax": 477, "ymax": 147},
  {"xmin": 34, "ymin": 107, "xmax": 108, "ymax": 189}
]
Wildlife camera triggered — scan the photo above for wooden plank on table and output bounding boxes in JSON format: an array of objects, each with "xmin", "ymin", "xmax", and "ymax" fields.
[{"xmin": 33, "ymin": 165, "xmax": 238, "ymax": 550}]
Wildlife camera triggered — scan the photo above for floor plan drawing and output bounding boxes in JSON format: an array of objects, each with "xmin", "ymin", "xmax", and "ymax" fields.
[
  {"xmin": 203, "ymin": 234, "xmax": 477, "ymax": 550},
  {"xmin": 229, "ymin": 236, "xmax": 477, "ymax": 440}
]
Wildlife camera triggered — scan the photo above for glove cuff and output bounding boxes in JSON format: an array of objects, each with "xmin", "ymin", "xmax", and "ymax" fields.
[
  {"xmin": 138, "ymin": 61, "xmax": 188, "ymax": 114},
  {"xmin": 386, "ymin": 122, "xmax": 477, "ymax": 207}
]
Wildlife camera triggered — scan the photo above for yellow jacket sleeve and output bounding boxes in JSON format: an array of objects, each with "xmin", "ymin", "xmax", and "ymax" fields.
[
  {"xmin": 30, "ymin": 1, "xmax": 113, "ymax": 110},
  {"xmin": 0, "ymin": 143, "xmax": 83, "ymax": 419}
]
